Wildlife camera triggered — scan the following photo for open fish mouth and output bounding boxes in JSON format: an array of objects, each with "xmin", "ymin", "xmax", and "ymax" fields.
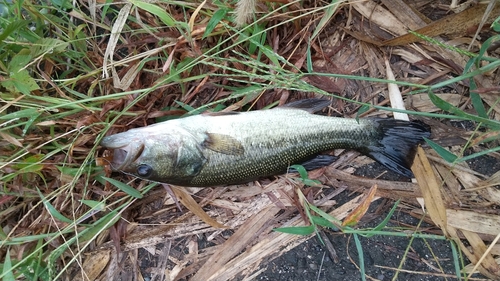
[
  {"xmin": 105, "ymin": 144, "xmax": 144, "ymax": 171},
  {"xmin": 110, "ymin": 148, "xmax": 129, "ymax": 170},
  {"xmin": 114, "ymin": 143, "xmax": 146, "ymax": 171},
  {"xmin": 100, "ymin": 134, "xmax": 145, "ymax": 171}
]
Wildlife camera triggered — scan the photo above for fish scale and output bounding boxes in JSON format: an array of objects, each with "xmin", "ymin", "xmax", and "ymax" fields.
[
  {"xmin": 188, "ymin": 114, "xmax": 372, "ymax": 185},
  {"xmin": 100, "ymin": 99, "xmax": 431, "ymax": 186}
]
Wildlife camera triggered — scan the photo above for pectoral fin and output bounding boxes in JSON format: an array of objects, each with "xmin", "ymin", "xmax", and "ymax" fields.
[{"xmin": 203, "ymin": 133, "xmax": 245, "ymax": 155}]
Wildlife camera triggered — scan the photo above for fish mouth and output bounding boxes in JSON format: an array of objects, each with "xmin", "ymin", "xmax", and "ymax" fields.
[
  {"xmin": 106, "ymin": 144, "xmax": 145, "ymax": 171},
  {"xmin": 111, "ymin": 148, "xmax": 129, "ymax": 170},
  {"xmin": 101, "ymin": 135, "xmax": 144, "ymax": 171}
]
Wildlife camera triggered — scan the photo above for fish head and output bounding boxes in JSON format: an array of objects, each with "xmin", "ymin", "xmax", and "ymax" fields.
[{"xmin": 100, "ymin": 125, "xmax": 207, "ymax": 184}]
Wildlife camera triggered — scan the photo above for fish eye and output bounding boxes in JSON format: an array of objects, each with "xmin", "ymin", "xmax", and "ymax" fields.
[{"xmin": 136, "ymin": 164, "xmax": 153, "ymax": 178}]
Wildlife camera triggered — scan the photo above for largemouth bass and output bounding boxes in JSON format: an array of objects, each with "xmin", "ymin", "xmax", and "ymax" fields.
[{"xmin": 100, "ymin": 99, "xmax": 430, "ymax": 186}]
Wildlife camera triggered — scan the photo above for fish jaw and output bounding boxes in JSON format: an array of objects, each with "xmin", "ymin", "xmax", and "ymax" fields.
[{"xmin": 100, "ymin": 132, "xmax": 146, "ymax": 171}]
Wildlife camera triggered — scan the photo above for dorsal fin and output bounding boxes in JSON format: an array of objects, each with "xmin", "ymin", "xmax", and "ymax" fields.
[
  {"xmin": 280, "ymin": 99, "xmax": 331, "ymax": 113},
  {"xmin": 202, "ymin": 111, "xmax": 240, "ymax": 117}
]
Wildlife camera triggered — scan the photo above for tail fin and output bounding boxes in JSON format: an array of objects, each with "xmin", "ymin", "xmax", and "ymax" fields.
[{"xmin": 365, "ymin": 119, "xmax": 431, "ymax": 178}]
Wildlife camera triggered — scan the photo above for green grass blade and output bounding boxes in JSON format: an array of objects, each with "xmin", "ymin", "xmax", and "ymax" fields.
[
  {"xmin": 274, "ymin": 226, "xmax": 315, "ymax": 235},
  {"xmin": 306, "ymin": 43, "xmax": 313, "ymax": 72},
  {"xmin": 129, "ymin": 0, "xmax": 176, "ymax": 27},
  {"xmin": 289, "ymin": 164, "xmax": 321, "ymax": 186},
  {"xmin": 247, "ymin": 23, "xmax": 265, "ymax": 55},
  {"xmin": 310, "ymin": 215, "xmax": 338, "ymax": 230},
  {"xmin": 16, "ymin": 240, "xmax": 50, "ymax": 281},
  {"xmin": 310, "ymin": 1, "xmax": 341, "ymax": 40},
  {"xmin": 476, "ymin": 34, "xmax": 500, "ymax": 63},
  {"xmin": 424, "ymin": 137, "xmax": 458, "ymax": 163},
  {"xmin": 356, "ymin": 104, "xmax": 370, "ymax": 122},
  {"xmin": 0, "ymin": 19, "xmax": 28, "ymax": 42},
  {"xmin": 174, "ymin": 100, "xmax": 197, "ymax": 113},
  {"xmin": 47, "ymin": 210, "xmax": 121, "ymax": 277},
  {"xmin": 308, "ymin": 204, "xmax": 343, "ymax": 229},
  {"xmin": 353, "ymin": 233, "xmax": 366, "ymax": 281},
  {"xmin": 363, "ymin": 200, "xmax": 400, "ymax": 237},
  {"xmin": 101, "ymin": 176, "xmax": 143, "ymax": 198},
  {"xmin": 449, "ymin": 240, "xmax": 463, "ymax": 279},
  {"xmin": 428, "ymin": 91, "xmax": 500, "ymax": 129},
  {"xmin": 289, "ymin": 164, "xmax": 308, "ymax": 179},
  {"xmin": 80, "ymin": 200, "xmax": 106, "ymax": 211},
  {"xmin": 30, "ymin": 38, "xmax": 69, "ymax": 57},
  {"xmin": 1, "ymin": 249, "xmax": 15, "ymax": 281},
  {"xmin": 79, "ymin": 210, "xmax": 121, "ymax": 242},
  {"xmin": 493, "ymin": 16, "xmax": 500, "ymax": 32},
  {"xmin": 469, "ymin": 86, "xmax": 488, "ymax": 119},
  {"xmin": 203, "ymin": 8, "xmax": 228, "ymax": 38},
  {"xmin": 457, "ymin": 145, "xmax": 500, "ymax": 163},
  {"xmin": 37, "ymin": 189, "xmax": 73, "ymax": 224},
  {"xmin": 463, "ymin": 34, "xmax": 498, "ymax": 119}
]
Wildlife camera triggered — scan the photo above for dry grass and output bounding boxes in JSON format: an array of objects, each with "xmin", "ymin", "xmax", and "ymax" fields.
[{"xmin": 1, "ymin": 0, "xmax": 500, "ymax": 280}]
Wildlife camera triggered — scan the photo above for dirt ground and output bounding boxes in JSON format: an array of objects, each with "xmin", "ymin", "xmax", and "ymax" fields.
[
  {"xmin": 255, "ymin": 222, "xmax": 457, "ymax": 281},
  {"xmin": 254, "ymin": 202, "xmax": 461, "ymax": 281},
  {"xmin": 252, "ymin": 156, "xmax": 500, "ymax": 281}
]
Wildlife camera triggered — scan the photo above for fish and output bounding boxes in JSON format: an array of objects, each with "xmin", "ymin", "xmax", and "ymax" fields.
[{"xmin": 100, "ymin": 99, "xmax": 431, "ymax": 187}]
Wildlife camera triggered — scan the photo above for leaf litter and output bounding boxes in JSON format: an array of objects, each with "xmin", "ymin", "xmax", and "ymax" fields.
[{"xmin": 1, "ymin": 0, "xmax": 500, "ymax": 280}]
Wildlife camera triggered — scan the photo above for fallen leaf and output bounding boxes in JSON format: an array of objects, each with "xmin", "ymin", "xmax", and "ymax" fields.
[
  {"xmin": 383, "ymin": 3, "xmax": 500, "ymax": 46},
  {"xmin": 342, "ymin": 184, "xmax": 377, "ymax": 227},
  {"xmin": 412, "ymin": 146, "xmax": 448, "ymax": 235},
  {"xmin": 171, "ymin": 186, "xmax": 228, "ymax": 229}
]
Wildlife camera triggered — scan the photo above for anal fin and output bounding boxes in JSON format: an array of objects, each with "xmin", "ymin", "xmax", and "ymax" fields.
[{"xmin": 288, "ymin": 155, "xmax": 339, "ymax": 173}]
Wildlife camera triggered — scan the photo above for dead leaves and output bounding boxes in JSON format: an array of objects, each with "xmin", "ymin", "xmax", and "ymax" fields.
[
  {"xmin": 347, "ymin": 0, "xmax": 500, "ymax": 47},
  {"xmin": 8, "ymin": 0, "xmax": 500, "ymax": 280},
  {"xmin": 75, "ymin": 250, "xmax": 111, "ymax": 281},
  {"xmin": 412, "ymin": 146, "xmax": 448, "ymax": 235},
  {"xmin": 412, "ymin": 146, "xmax": 500, "ymax": 279},
  {"xmin": 170, "ymin": 185, "xmax": 228, "ymax": 229},
  {"xmin": 382, "ymin": 2, "xmax": 500, "ymax": 46},
  {"xmin": 342, "ymin": 184, "xmax": 378, "ymax": 227}
]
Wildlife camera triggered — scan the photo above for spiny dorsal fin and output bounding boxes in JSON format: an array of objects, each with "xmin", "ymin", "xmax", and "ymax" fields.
[
  {"xmin": 203, "ymin": 133, "xmax": 245, "ymax": 155},
  {"xmin": 202, "ymin": 111, "xmax": 240, "ymax": 117},
  {"xmin": 280, "ymin": 99, "xmax": 331, "ymax": 113}
]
